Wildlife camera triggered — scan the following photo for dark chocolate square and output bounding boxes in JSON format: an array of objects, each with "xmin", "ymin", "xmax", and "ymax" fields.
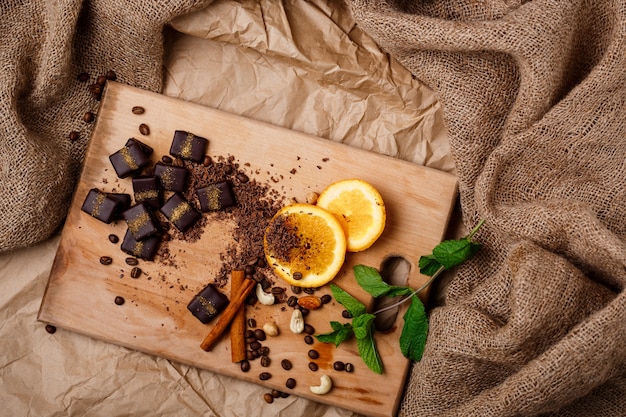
[
  {"xmin": 132, "ymin": 176, "xmax": 161, "ymax": 210},
  {"xmin": 125, "ymin": 138, "xmax": 154, "ymax": 156},
  {"xmin": 122, "ymin": 203, "xmax": 159, "ymax": 241},
  {"xmin": 187, "ymin": 284, "xmax": 229, "ymax": 324},
  {"xmin": 169, "ymin": 130, "xmax": 208, "ymax": 163},
  {"xmin": 81, "ymin": 188, "xmax": 121, "ymax": 224},
  {"xmin": 107, "ymin": 193, "xmax": 132, "ymax": 220},
  {"xmin": 160, "ymin": 193, "xmax": 200, "ymax": 233},
  {"xmin": 154, "ymin": 163, "xmax": 188, "ymax": 193},
  {"xmin": 109, "ymin": 140, "xmax": 150, "ymax": 178},
  {"xmin": 196, "ymin": 181, "xmax": 236, "ymax": 212},
  {"xmin": 120, "ymin": 229, "xmax": 160, "ymax": 261}
]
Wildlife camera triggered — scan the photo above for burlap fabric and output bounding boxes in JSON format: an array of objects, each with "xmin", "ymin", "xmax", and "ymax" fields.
[
  {"xmin": 350, "ymin": 0, "xmax": 626, "ymax": 416},
  {"xmin": 0, "ymin": 0, "xmax": 213, "ymax": 252}
]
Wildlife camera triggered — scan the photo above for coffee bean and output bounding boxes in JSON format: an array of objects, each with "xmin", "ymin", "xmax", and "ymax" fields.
[
  {"xmin": 202, "ymin": 155, "xmax": 212, "ymax": 166},
  {"xmin": 77, "ymin": 72, "xmax": 90, "ymax": 82},
  {"xmin": 333, "ymin": 361, "xmax": 345, "ymax": 371},
  {"xmin": 254, "ymin": 329, "xmax": 266, "ymax": 341},
  {"xmin": 280, "ymin": 392, "xmax": 290, "ymax": 398},
  {"xmin": 292, "ymin": 272, "xmax": 303, "ymax": 281},
  {"xmin": 236, "ymin": 173, "xmax": 249, "ymax": 183},
  {"xmin": 300, "ymin": 307, "xmax": 309, "ymax": 317},
  {"xmin": 281, "ymin": 359, "xmax": 292, "ymax": 370},
  {"xmin": 256, "ymin": 257, "xmax": 267, "ymax": 268},
  {"xmin": 96, "ymin": 75, "xmax": 107, "ymax": 86},
  {"xmin": 304, "ymin": 324, "xmax": 315, "ymax": 335},
  {"xmin": 259, "ymin": 346, "xmax": 270, "ymax": 356},
  {"xmin": 304, "ymin": 335, "xmax": 313, "ymax": 345},
  {"xmin": 125, "ymin": 257, "xmax": 139, "ymax": 266},
  {"xmin": 271, "ymin": 287, "xmax": 284, "ymax": 295},
  {"xmin": 291, "ymin": 285, "xmax": 302, "ymax": 294},
  {"xmin": 132, "ymin": 106, "xmax": 145, "ymax": 115},
  {"xmin": 320, "ymin": 294, "xmax": 332, "ymax": 304},
  {"xmin": 246, "ymin": 350, "xmax": 255, "ymax": 361},
  {"xmin": 240, "ymin": 360, "xmax": 250, "ymax": 372},
  {"xmin": 271, "ymin": 389, "xmax": 282, "ymax": 398},
  {"xmin": 308, "ymin": 349, "xmax": 319, "ymax": 359},
  {"xmin": 308, "ymin": 362, "xmax": 318, "ymax": 371},
  {"xmin": 263, "ymin": 393, "xmax": 273, "ymax": 404},
  {"xmin": 130, "ymin": 267, "xmax": 142, "ymax": 279},
  {"xmin": 244, "ymin": 265, "xmax": 255, "ymax": 275},
  {"xmin": 105, "ymin": 70, "xmax": 117, "ymax": 81},
  {"xmin": 108, "ymin": 234, "xmax": 119, "ymax": 244},
  {"xmin": 285, "ymin": 378, "xmax": 296, "ymax": 389},
  {"xmin": 161, "ymin": 155, "xmax": 173, "ymax": 164},
  {"xmin": 245, "ymin": 329, "xmax": 255, "ymax": 339},
  {"xmin": 342, "ymin": 309, "xmax": 353, "ymax": 319},
  {"xmin": 68, "ymin": 131, "xmax": 79, "ymax": 141},
  {"xmin": 99, "ymin": 256, "xmax": 113, "ymax": 265},
  {"xmin": 259, "ymin": 372, "xmax": 272, "ymax": 381},
  {"xmin": 114, "ymin": 296, "xmax": 125, "ymax": 305},
  {"xmin": 45, "ymin": 324, "xmax": 57, "ymax": 334},
  {"xmin": 89, "ymin": 83, "xmax": 102, "ymax": 97},
  {"xmin": 250, "ymin": 341, "xmax": 261, "ymax": 351},
  {"xmin": 303, "ymin": 287, "xmax": 315, "ymax": 294},
  {"xmin": 345, "ymin": 362, "xmax": 354, "ymax": 373},
  {"xmin": 260, "ymin": 355, "xmax": 271, "ymax": 367},
  {"xmin": 83, "ymin": 111, "xmax": 94, "ymax": 123},
  {"xmin": 247, "ymin": 318, "xmax": 257, "ymax": 328},
  {"xmin": 139, "ymin": 123, "xmax": 150, "ymax": 136}
]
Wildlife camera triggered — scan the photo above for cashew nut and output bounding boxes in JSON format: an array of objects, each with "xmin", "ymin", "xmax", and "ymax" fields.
[
  {"xmin": 256, "ymin": 284, "xmax": 275, "ymax": 306},
  {"xmin": 263, "ymin": 322, "xmax": 279, "ymax": 337},
  {"xmin": 289, "ymin": 308, "xmax": 304, "ymax": 334},
  {"xmin": 310, "ymin": 375, "xmax": 333, "ymax": 395}
]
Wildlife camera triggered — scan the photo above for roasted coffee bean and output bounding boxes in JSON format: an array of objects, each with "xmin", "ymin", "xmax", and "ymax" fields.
[
  {"xmin": 105, "ymin": 70, "xmax": 117, "ymax": 81},
  {"xmin": 271, "ymin": 389, "xmax": 281, "ymax": 398},
  {"xmin": 287, "ymin": 296, "xmax": 298, "ymax": 307},
  {"xmin": 245, "ymin": 329, "xmax": 255, "ymax": 338},
  {"xmin": 304, "ymin": 324, "xmax": 315, "ymax": 335},
  {"xmin": 345, "ymin": 363, "xmax": 354, "ymax": 373},
  {"xmin": 280, "ymin": 392, "xmax": 290, "ymax": 398},
  {"xmin": 131, "ymin": 106, "xmax": 145, "ymax": 115},
  {"xmin": 246, "ymin": 350, "xmax": 255, "ymax": 361},
  {"xmin": 130, "ymin": 267, "xmax": 142, "ymax": 279},
  {"xmin": 240, "ymin": 360, "xmax": 251, "ymax": 372},
  {"xmin": 96, "ymin": 75, "xmax": 107, "ymax": 86},
  {"xmin": 245, "ymin": 336, "xmax": 256, "ymax": 344},
  {"xmin": 139, "ymin": 123, "xmax": 150, "ymax": 136},
  {"xmin": 125, "ymin": 257, "xmax": 139, "ymax": 266},
  {"xmin": 78, "ymin": 72, "xmax": 90, "ymax": 82},
  {"xmin": 108, "ymin": 234, "xmax": 119, "ymax": 244},
  {"xmin": 202, "ymin": 155, "xmax": 212, "ymax": 166},
  {"xmin": 236, "ymin": 173, "xmax": 249, "ymax": 183},
  {"xmin": 69, "ymin": 131, "xmax": 79, "ymax": 141},
  {"xmin": 256, "ymin": 257, "xmax": 266, "ymax": 268},
  {"xmin": 300, "ymin": 308, "xmax": 309, "ymax": 317},
  {"xmin": 89, "ymin": 83, "xmax": 102, "ymax": 97},
  {"xmin": 161, "ymin": 155, "xmax": 173, "ymax": 164},
  {"xmin": 247, "ymin": 318, "xmax": 257, "ymax": 328},
  {"xmin": 83, "ymin": 111, "xmax": 94, "ymax": 123},
  {"xmin": 308, "ymin": 362, "xmax": 318, "ymax": 371},
  {"xmin": 259, "ymin": 372, "xmax": 272, "ymax": 381},
  {"xmin": 250, "ymin": 341, "xmax": 262, "ymax": 351},
  {"xmin": 285, "ymin": 378, "xmax": 296, "ymax": 389},
  {"xmin": 304, "ymin": 335, "xmax": 314, "ymax": 345},
  {"xmin": 308, "ymin": 349, "xmax": 319, "ymax": 360},
  {"xmin": 333, "ymin": 361, "xmax": 345, "ymax": 371},
  {"xmin": 45, "ymin": 324, "xmax": 57, "ymax": 334},
  {"xmin": 244, "ymin": 265, "xmax": 255, "ymax": 275},
  {"xmin": 303, "ymin": 287, "xmax": 315, "ymax": 294},
  {"xmin": 342, "ymin": 309, "xmax": 353, "ymax": 319},
  {"xmin": 292, "ymin": 272, "xmax": 303, "ymax": 281},
  {"xmin": 281, "ymin": 359, "xmax": 292, "ymax": 370},
  {"xmin": 99, "ymin": 256, "xmax": 113, "ymax": 265},
  {"xmin": 271, "ymin": 287, "xmax": 285, "ymax": 295},
  {"xmin": 258, "ymin": 346, "xmax": 270, "ymax": 356},
  {"xmin": 260, "ymin": 279, "xmax": 271, "ymax": 291},
  {"xmin": 263, "ymin": 393, "xmax": 273, "ymax": 404},
  {"xmin": 291, "ymin": 285, "xmax": 302, "ymax": 294},
  {"xmin": 260, "ymin": 355, "xmax": 271, "ymax": 367},
  {"xmin": 254, "ymin": 329, "xmax": 266, "ymax": 341},
  {"xmin": 114, "ymin": 296, "xmax": 125, "ymax": 305},
  {"xmin": 320, "ymin": 294, "xmax": 332, "ymax": 304}
]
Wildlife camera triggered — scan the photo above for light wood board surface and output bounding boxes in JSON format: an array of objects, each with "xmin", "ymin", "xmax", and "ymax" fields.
[{"xmin": 38, "ymin": 82, "xmax": 457, "ymax": 417}]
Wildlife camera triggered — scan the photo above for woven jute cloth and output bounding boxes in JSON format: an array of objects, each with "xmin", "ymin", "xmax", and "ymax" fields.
[
  {"xmin": 0, "ymin": 0, "xmax": 212, "ymax": 252},
  {"xmin": 350, "ymin": 0, "xmax": 626, "ymax": 416}
]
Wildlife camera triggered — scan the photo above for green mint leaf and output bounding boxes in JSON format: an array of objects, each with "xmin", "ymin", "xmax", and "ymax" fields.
[
  {"xmin": 418, "ymin": 254, "xmax": 443, "ymax": 276},
  {"xmin": 399, "ymin": 296, "xmax": 429, "ymax": 361},
  {"xmin": 356, "ymin": 329, "xmax": 383, "ymax": 374},
  {"xmin": 330, "ymin": 283, "xmax": 366, "ymax": 317},
  {"xmin": 316, "ymin": 322, "xmax": 353, "ymax": 347},
  {"xmin": 352, "ymin": 313, "xmax": 376, "ymax": 340},
  {"xmin": 353, "ymin": 265, "xmax": 412, "ymax": 297},
  {"xmin": 432, "ymin": 238, "xmax": 481, "ymax": 269}
]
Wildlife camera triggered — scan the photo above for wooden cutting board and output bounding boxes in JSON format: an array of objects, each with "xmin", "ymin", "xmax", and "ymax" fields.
[{"xmin": 38, "ymin": 82, "xmax": 457, "ymax": 417}]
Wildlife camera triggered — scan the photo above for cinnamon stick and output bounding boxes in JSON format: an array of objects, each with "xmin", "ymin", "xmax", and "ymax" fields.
[
  {"xmin": 229, "ymin": 269, "xmax": 247, "ymax": 362},
  {"xmin": 200, "ymin": 277, "xmax": 255, "ymax": 352}
]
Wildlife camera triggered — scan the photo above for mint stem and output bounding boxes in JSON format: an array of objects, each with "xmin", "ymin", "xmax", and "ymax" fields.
[{"xmin": 468, "ymin": 219, "xmax": 486, "ymax": 240}]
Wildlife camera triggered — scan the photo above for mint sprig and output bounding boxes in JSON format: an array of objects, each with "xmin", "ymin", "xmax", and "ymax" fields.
[{"xmin": 316, "ymin": 220, "xmax": 484, "ymax": 374}]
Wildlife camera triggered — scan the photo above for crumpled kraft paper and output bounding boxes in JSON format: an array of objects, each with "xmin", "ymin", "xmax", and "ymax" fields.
[{"xmin": 0, "ymin": 1, "xmax": 450, "ymax": 416}]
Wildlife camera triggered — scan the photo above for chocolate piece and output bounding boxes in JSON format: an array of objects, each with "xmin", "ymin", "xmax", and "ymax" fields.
[
  {"xmin": 132, "ymin": 176, "xmax": 160, "ymax": 210},
  {"xmin": 109, "ymin": 140, "xmax": 150, "ymax": 178},
  {"xmin": 122, "ymin": 203, "xmax": 159, "ymax": 241},
  {"xmin": 187, "ymin": 284, "xmax": 229, "ymax": 324},
  {"xmin": 154, "ymin": 163, "xmax": 187, "ymax": 193},
  {"xmin": 107, "ymin": 193, "xmax": 131, "ymax": 220},
  {"xmin": 196, "ymin": 181, "xmax": 236, "ymax": 212},
  {"xmin": 81, "ymin": 188, "xmax": 122, "ymax": 224},
  {"xmin": 120, "ymin": 229, "xmax": 160, "ymax": 260},
  {"xmin": 169, "ymin": 130, "xmax": 208, "ymax": 163},
  {"xmin": 125, "ymin": 138, "xmax": 153, "ymax": 156},
  {"xmin": 160, "ymin": 193, "xmax": 200, "ymax": 233}
]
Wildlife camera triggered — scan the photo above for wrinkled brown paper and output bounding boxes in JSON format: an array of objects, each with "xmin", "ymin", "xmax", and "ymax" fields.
[{"xmin": 0, "ymin": 1, "xmax": 449, "ymax": 416}]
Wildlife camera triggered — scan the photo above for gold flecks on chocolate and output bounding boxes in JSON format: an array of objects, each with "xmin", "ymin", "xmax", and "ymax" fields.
[
  {"xmin": 161, "ymin": 167, "xmax": 173, "ymax": 189},
  {"xmin": 127, "ymin": 211, "xmax": 150, "ymax": 235},
  {"xmin": 135, "ymin": 190, "xmax": 159, "ymax": 201},
  {"xmin": 198, "ymin": 296, "xmax": 217, "ymax": 316},
  {"xmin": 204, "ymin": 186, "xmax": 221, "ymax": 210},
  {"xmin": 120, "ymin": 146, "xmax": 138, "ymax": 170},
  {"xmin": 90, "ymin": 191, "xmax": 106, "ymax": 217},
  {"xmin": 181, "ymin": 132, "xmax": 194, "ymax": 159},
  {"xmin": 170, "ymin": 201, "xmax": 191, "ymax": 224},
  {"xmin": 133, "ymin": 241, "xmax": 144, "ymax": 256}
]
